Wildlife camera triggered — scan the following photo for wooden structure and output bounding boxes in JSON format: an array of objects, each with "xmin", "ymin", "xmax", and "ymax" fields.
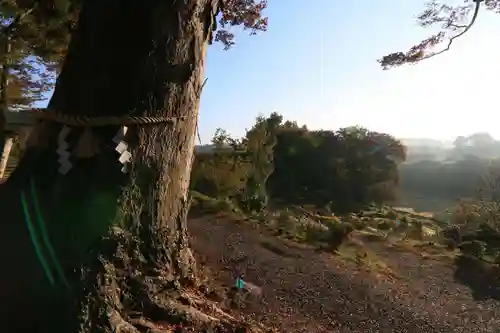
[{"xmin": 1, "ymin": 109, "xmax": 40, "ymax": 179}]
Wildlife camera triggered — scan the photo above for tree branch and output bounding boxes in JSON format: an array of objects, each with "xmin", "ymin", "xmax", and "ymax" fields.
[
  {"xmin": 0, "ymin": 2, "xmax": 38, "ymax": 38},
  {"xmin": 418, "ymin": 0, "xmax": 482, "ymax": 62},
  {"xmin": 379, "ymin": 0, "xmax": 484, "ymax": 69},
  {"xmin": 0, "ymin": 0, "xmax": 38, "ymax": 131}
]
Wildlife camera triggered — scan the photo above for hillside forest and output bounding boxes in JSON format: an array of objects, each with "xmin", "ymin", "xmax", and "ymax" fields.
[
  {"xmin": 191, "ymin": 113, "xmax": 500, "ymax": 215},
  {"xmin": 191, "ymin": 112, "xmax": 500, "ymax": 260},
  {"xmin": 191, "ymin": 113, "xmax": 406, "ymax": 213}
]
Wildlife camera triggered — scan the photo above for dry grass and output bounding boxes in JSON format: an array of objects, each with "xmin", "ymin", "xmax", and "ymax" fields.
[
  {"xmin": 337, "ymin": 238, "xmax": 402, "ymax": 281},
  {"xmin": 391, "ymin": 238, "xmax": 458, "ymax": 260}
]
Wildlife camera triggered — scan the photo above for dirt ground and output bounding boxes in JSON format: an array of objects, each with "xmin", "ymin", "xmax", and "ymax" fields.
[{"xmin": 189, "ymin": 214, "xmax": 500, "ymax": 333}]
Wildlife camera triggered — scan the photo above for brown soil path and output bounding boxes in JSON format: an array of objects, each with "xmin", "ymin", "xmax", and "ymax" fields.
[{"xmin": 188, "ymin": 215, "xmax": 500, "ymax": 332}]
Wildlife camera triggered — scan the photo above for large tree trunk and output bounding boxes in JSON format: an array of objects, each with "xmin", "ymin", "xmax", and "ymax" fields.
[{"xmin": 0, "ymin": 0, "xmax": 223, "ymax": 332}]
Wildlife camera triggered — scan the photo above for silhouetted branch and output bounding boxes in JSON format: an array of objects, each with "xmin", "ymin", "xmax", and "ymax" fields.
[
  {"xmin": 379, "ymin": 0, "xmax": 484, "ymax": 69},
  {"xmin": 417, "ymin": 0, "xmax": 482, "ymax": 62}
]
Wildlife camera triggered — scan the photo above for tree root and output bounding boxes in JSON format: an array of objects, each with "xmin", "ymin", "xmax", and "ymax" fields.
[{"xmin": 73, "ymin": 227, "xmax": 269, "ymax": 333}]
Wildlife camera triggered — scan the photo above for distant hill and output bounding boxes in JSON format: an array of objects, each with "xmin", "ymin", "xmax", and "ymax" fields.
[
  {"xmin": 195, "ymin": 144, "xmax": 218, "ymax": 154},
  {"xmin": 399, "ymin": 138, "xmax": 452, "ymax": 148},
  {"xmin": 195, "ymin": 144, "xmax": 238, "ymax": 155},
  {"xmin": 397, "ymin": 136, "xmax": 500, "ymax": 164}
]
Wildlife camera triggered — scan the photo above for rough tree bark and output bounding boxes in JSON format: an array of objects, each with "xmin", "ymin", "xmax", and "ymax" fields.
[{"xmin": 0, "ymin": 0, "xmax": 226, "ymax": 332}]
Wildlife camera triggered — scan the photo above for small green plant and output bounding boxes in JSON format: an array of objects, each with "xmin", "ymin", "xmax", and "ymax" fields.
[
  {"xmin": 235, "ymin": 192, "xmax": 267, "ymax": 213},
  {"xmin": 276, "ymin": 209, "xmax": 299, "ymax": 235},
  {"xmin": 406, "ymin": 220, "xmax": 424, "ymax": 241},
  {"xmin": 343, "ymin": 213, "xmax": 365, "ymax": 230}
]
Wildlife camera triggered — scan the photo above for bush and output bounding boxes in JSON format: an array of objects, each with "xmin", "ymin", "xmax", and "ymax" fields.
[
  {"xmin": 342, "ymin": 213, "xmax": 365, "ymax": 230},
  {"xmin": 443, "ymin": 225, "xmax": 462, "ymax": 244},
  {"xmin": 377, "ymin": 219, "xmax": 394, "ymax": 231},
  {"xmin": 442, "ymin": 218, "xmax": 500, "ymax": 258},
  {"xmin": 190, "ymin": 150, "xmax": 251, "ymax": 198},
  {"xmin": 274, "ymin": 209, "xmax": 303, "ymax": 236},
  {"xmin": 444, "ymin": 238, "xmax": 459, "ymax": 250},
  {"xmin": 385, "ymin": 210, "xmax": 399, "ymax": 220},
  {"xmin": 351, "ymin": 219, "xmax": 366, "ymax": 230},
  {"xmin": 325, "ymin": 222, "xmax": 354, "ymax": 251},
  {"xmin": 190, "ymin": 191, "xmax": 239, "ymax": 215},
  {"xmin": 406, "ymin": 220, "xmax": 424, "ymax": 240},
  {"xmin": 235, "ymin": 193, "xmax": 267, "ymax": 213},
  {"xmin": 393, "ymin": 216, "xmax": 410, "ymax": 233},
  {"xmin": 303, "ymin": 223, "xmax": 329, "ymax": 243},
  {"xmin": 459, "ymin": 240, "xmax": 486, "ymax": 257}
]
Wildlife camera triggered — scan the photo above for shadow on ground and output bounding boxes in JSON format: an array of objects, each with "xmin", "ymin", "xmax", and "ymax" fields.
[{"xmin": 453, "ymin": 255, "xmax": 500, "ymax": 301}]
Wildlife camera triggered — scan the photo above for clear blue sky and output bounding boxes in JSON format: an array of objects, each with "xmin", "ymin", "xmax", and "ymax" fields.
[{"xmin": 43, "ymin": 1, "xmax": 500, "ymax": 144}]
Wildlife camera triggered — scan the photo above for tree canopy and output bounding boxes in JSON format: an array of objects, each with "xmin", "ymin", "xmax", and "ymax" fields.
[
  {"xmin": 0, "ymin": 0, "xmax": 77, "ymax": 108},
  {"xmin": 191, "ymin": 114, "xmax": 407, "ymax": 213},
  {"xmin": 0, "ymin": 0, "xmax": 267, "ymax": 108}
]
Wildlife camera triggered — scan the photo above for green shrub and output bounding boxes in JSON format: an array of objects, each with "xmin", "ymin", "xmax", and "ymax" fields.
[
  {"xmin": 236, "ymin": 194, "xmax": 267, "ymax": 213},
  {"xmin": 276, "ymin": 209, "xmax": 299, "ymax": 235},
  {"xmin": 351, "ymin": 219, "xmax": 366, "ymax": 230},
  {"xmin": 400, "ymin": 215, "xmax": 410, "ymax": 224},
  {"xmin": 190, "ymin": 192, "xmax": 240, "ymax": 215},
  {"xmin": 342, "ymin": 213, "xmax": 365, "ymax": 230},
  {"xmin": 393, "ymin": 216, "xmax": 410, "ymax": 233},
  {"xmin": 377, "ymin": 219, "xmax": 394, "ymax": 231},
  {"xmin": 385, "ymin": 210, "xmax": 398, "ymax": 220},
  {"xmin": 459, "ymin": 240, "xmax": 486, "ymax": 257},
  {"xmin": 442, "ymin": 225, "xmax": 462, "ymax": 244},
  {"xmin": 303, "ymin": 223, "xmax": 329, "ymax": 243},
  {"xmin": 325, "ymin": 222, "xmax": 354, "ymax": 251},
  {"xmin": 444, "ymin": 238, "xmax": 459, "ymax": 250},
  {"xmin": 406, "ymin": 220, "xmax": 424, "ymax": 240}
]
